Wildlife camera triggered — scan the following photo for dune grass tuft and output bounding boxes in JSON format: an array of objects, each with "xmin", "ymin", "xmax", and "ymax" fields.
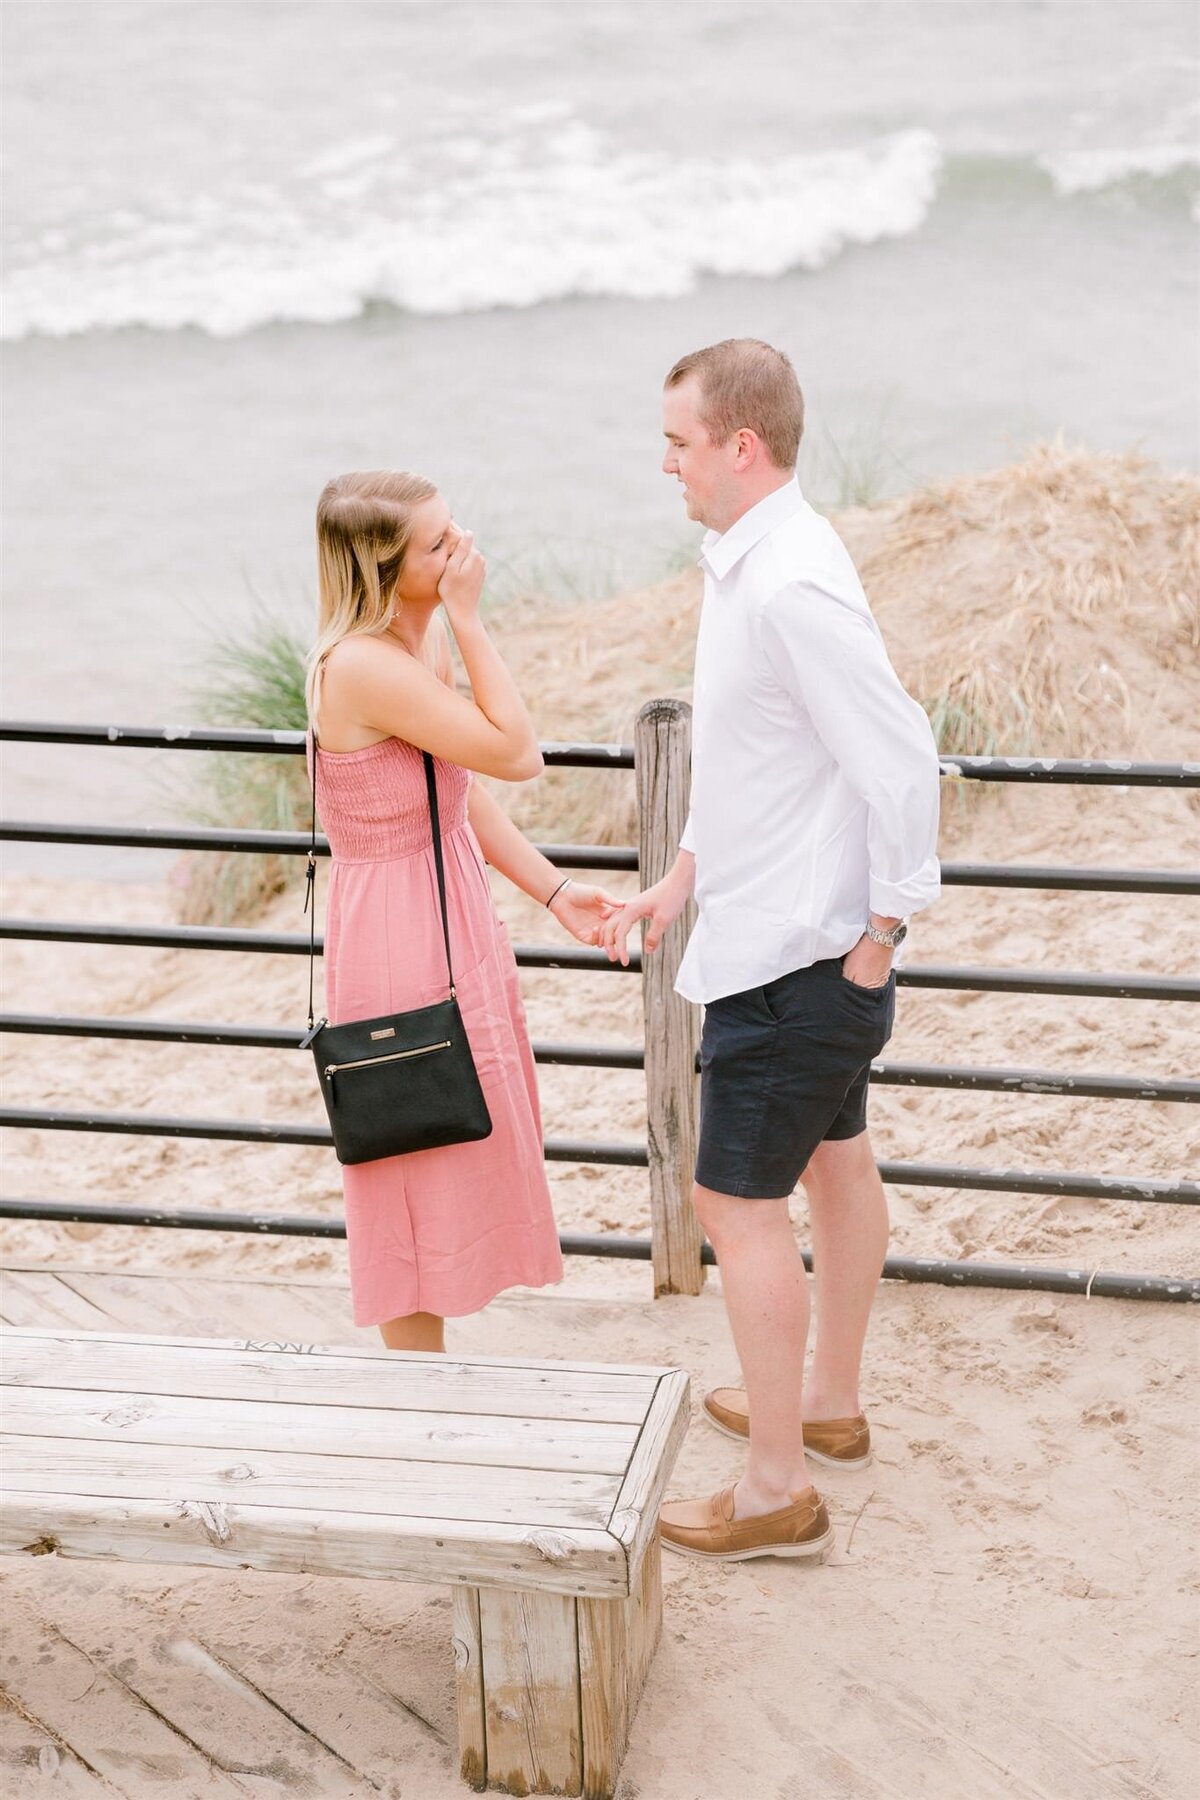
[{"xmin": 174, "ymin": 618, "xmax": 310, "ymax": 924}]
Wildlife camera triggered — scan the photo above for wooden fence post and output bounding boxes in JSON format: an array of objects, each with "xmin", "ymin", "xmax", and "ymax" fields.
[{"xmin": 634, "ymin": 699, "xmax": 704, "ymax": 1297}]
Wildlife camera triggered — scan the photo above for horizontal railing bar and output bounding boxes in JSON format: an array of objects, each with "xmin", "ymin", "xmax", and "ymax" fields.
[
  {"xmin": 0, "ymin": 1108, "xmax": 648, "ymax": 1166},
  {"xmin": 537, "ymin": 1043, "xmax": 644, "ymax": 1071},
  {"xmin": 0, "ymin": 821, "xmax": 641, "ymax": 871},
  {"xmin": 895, "ymin": 966, "xmax": 1198, "ymax": 1002},
  {"xmin": 4, "ymin": 921, "xmax": 1193, "ymax": 1002},
  {"xmin": 874, "ymin": 1162, "xmax": 1197, "ymax": 1204},
  {"xmin": 0, "ymin": 722, "xmax": 636, "ymax": 769},
  {"xmin": 0, "ymin": 920, "xmax": 322, "ymax": 955},
  {"xmin": 5, "ymin": 821, "xmax": 1195, "ymax": 894},
  {"xmin": 937, "ymin": 756, "xmax": 1200, "ymax": 786},
  {"xmin": 3, "ymin": 1012, "xmax": 1197, "ymax": 1102},
  {"xmin": 1, "ymin": 1108, "xmax": 1193, "ymax": 1201},
  {"xmin": 875, "ymin": 1256, "xmax": 1198, "ymax": 1301},
  {"xmin": 514, "ymin": 943, "xmax": 644, "ymax": 972},
  {"xmin": 939, "ymin": 864, "xmax": 1199, "ymax": 895},
  {"xmin": 0, "ymin": 919, "xmax": 642, "ymax": 972},
  {"xmin": 1, "ymin": 1199, "xmax": 1193, "ymax": 1302},
  {"xmin": 4, "ymin": 722, "xmax": 1198, "ymax": 784},
  {"xmin": 869, "ymin": 1061, "xmax": 1199, "ymax": 1103},
  {"xmin": 0, "ymin": 1197, "xmax": 354, "ymax": 1236},
  {"xmin": 0, "ymin": 1013, "xmax": 647, "ymax": 1069}
]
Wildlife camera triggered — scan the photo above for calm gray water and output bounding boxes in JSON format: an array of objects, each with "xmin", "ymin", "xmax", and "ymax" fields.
[{"xmin": 2, "ymin": 1, "xmax": 1197, "ymax": 871}]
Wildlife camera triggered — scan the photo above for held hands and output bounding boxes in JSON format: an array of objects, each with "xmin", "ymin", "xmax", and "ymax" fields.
[
  {"xmin": 547, "ymin": 882, "xmax": 624, "ymax": 947},
  {"xmin": 437, "ymin": 522, "xmax": 486, "ymax": 624},
  {"xmin": 598, "ymin": 876, "xmax": 687, "ymax": 966}
]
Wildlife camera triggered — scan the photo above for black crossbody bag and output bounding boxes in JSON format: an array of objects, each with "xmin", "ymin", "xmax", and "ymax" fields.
[{"xmin": 301, "ymin": 734, "xmax": 493, "ymax": 1165}]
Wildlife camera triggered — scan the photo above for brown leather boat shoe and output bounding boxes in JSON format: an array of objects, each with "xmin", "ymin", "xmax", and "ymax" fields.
[
  {"xmin": 703, "ymin": 1387, "xmax": 872, "ymax": 1468},
  {"xmin": 658, "ymin": 1484, "xmax": 834, "ymax": 1562}
]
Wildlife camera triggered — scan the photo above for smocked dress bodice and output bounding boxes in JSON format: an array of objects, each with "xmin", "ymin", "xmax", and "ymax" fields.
[{"xmin": 311, "ymin": 734, "xmax": 470, "ymax": 863}]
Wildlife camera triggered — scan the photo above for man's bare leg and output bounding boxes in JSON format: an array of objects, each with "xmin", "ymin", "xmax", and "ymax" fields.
[
  {"xmin": 379, "ymin": 1311, "xmax": 445, "ymax": 1353},
  {"xmin": 799, "ymin": 1129, "xmax": 889, "ymax": 1419},
  {"xmin": 692, "ymin": 1183, "xmax": 812, "ymax": 1516}
]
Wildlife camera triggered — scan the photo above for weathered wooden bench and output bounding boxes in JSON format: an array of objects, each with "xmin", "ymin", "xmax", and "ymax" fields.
[{"xmin": 0, "ymin": 1327, "xmax": 689, "ymax": 1798}]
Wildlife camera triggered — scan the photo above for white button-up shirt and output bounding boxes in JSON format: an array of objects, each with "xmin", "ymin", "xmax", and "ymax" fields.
[{"xmin": 675, "ymin": 477, "xmax": 941, "ymax": 1005}]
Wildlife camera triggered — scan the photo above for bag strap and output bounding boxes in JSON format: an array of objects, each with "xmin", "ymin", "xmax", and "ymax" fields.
[
  {"xmin": 423, "ymin": 747, "xmax": 457, "ymax": 997},
  {"xmin": 305, "ymin": 731, "xmax": 319, "ymax": 1030},
  {"xmin": 305, "ymin": 732, "xmax": 456, "ymax": 1032}
]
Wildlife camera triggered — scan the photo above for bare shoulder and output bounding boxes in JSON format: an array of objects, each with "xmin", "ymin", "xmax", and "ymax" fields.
[{"xmin": 322, "ymin": 632, "xmax": 419, "ymax": 696}]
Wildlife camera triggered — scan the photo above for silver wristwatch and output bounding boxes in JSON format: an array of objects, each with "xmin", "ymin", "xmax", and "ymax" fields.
[{"xmin": 864, "ymin": 918, "xmax": 908, "ymax": 950}]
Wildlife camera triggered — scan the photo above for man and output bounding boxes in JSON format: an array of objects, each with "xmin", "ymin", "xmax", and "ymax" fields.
[{"xmin": 601, "ymin": 339, "xmax": 941, "ymax": 1561}]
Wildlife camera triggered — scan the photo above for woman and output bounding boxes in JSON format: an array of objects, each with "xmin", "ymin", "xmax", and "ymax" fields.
[{"xmin": 307, "ymin": 470, "xmax": 620, "ymax": 1352}]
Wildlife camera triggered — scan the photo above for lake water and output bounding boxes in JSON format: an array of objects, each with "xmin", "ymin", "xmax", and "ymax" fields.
[{"xmin": 2, "ymin": 0, "xmax": 1197, "ymax": 872}]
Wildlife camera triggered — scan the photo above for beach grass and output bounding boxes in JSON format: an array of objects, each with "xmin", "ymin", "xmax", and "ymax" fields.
[
  {"xmin": 174, "ymin": 616, "xmax": 310, "ymax": 923},
  {"xmin": 802, "ymin": 402, "xmax": 913, "ymax": 510}
]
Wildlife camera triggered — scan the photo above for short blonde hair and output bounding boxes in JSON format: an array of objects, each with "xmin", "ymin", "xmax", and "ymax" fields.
[
  {"xmin": 306, "ymin": 469, "xmax": 437, "ymax": 726},
  {"xmin": 665, "ymin": 338, "xmax": 804, "ymax": 469}
]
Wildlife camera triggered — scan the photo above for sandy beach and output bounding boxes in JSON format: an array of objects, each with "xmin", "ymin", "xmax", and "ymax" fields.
[{"xmin": 1, "ymin": 446, "xmax": 1197, "ymax": 1797}]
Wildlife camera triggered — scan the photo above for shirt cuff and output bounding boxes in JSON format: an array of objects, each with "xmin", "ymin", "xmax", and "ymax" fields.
[
  {"xmin": 679, "ymin": 813, "xmax": 696, "ymax": 855},
  {"xmin": 869, "ymin": 858, "xmax": 941, "ymax": 920}
]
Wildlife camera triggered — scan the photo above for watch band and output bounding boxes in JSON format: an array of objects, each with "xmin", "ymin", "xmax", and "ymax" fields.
[{"xmin": 864, "ymin": 918, "xmax": 908, "ymax": 949}]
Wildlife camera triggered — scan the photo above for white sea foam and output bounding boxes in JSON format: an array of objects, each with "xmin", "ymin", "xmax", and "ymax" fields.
[
  {"xmin": 1039, "ymin": 141, "xmax": 1200, "ymax": 194},
  {"xmin": 1, "ymin": 127, "xmax": 944, "ymax": 340}
]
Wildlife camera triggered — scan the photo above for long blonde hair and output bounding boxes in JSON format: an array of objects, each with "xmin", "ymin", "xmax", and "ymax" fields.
[{"xmin": 306, "ymin": 469, "xmax": 437, "ymax": 727}]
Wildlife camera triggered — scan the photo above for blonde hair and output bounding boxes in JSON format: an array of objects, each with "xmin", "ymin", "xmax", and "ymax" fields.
[
  {"xmin": 665, "ymin": 338, "xmax": 805, "ymax": 469},
  {"xmin": 305, "ymin": 469, "xmax": 438, "ymax": 727}
]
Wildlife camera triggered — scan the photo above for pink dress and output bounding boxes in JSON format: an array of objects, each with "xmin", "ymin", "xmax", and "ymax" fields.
[{"xmin": 311, "ymin": 734, "xmax": 564, "ymax": 1326}]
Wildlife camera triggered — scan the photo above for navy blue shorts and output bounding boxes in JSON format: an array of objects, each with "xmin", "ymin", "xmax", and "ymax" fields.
[{"xmin": 695, "ymin": 956, "xmax": 896, "ymax": 1200}]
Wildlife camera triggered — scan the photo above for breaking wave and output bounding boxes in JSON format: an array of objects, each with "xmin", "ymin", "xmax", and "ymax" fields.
[{"xmin": 1, "ymin": 127, "xmax": 944, "ymax": 340}]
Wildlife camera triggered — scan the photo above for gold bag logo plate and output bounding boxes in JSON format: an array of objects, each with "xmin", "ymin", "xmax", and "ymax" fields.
[{"xmin": 369, "ymin": 1027, "xmax": 397, "ymax": 1041}]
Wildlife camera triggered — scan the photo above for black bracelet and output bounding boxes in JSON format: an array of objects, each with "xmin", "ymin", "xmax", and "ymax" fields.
[{"xmin": 545, "ymin": 875, "xmax": 572, "ymax": 909}]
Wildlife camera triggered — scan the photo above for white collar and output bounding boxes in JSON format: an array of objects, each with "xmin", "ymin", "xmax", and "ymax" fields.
[{"xmin": 699, "ymin": 476, "xmax": 804, "ymax": 581}]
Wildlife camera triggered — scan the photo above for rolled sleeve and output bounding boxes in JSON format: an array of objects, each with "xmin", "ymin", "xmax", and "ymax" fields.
[
  {"xmin": 761, "ymin": 581, "xmax": 941, "ymax": 918},
  {"xmin": 679, "ymin": 810, "xmax": 696, "ymax": 855}
]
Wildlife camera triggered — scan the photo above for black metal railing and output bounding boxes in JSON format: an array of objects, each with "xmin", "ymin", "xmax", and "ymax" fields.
[{"xmin": 3, "ymin": 720, "xmax": 1198, "ymax": 1303}]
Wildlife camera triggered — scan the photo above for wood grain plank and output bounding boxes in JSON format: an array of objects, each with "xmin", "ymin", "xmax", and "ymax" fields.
[
  {"xmin": 576, "ymin": 1535, "xmax": 662, "ymax": 1800},
  {"xmin": 0, "ymin": 1600, "xmax": 263, "ymax": 1796},
  {"xmin": 0, "ymin": 1691, "xmax": 116, "ymax": 1798},
  {"xmin": 577, "ymin": 1591, "xmax": 628, "ymax": 1800},
  {"xmin": 2, "ymin": 1435, "xmax": 616, "ymax": 1529},
  {"xmin": 57, "ymin": 1268, "xmax": 360, "ymax": 1345},
  {"xmin": 141, "ymin": 1635, "xmax": 395, "ymax": 1796},
  {"xmin": 1, "ymin": 1324, "xmax": 670, "ymax": 1379},
  {"xmin": 607, "ymin": 1368, "xmax": 691, "ymax": 1576},
  {"xmin": 479, "ymin": 1587, "xmax": 582, "ymax": 1795},
  {"xmin": 0, "ymin": 1271, "xmax": 116, "ymax": 1331},
  {"xmin": 22, "ymin": 1570, "xmax": 455, "ymax": 1799},
  {"xmin": 46, "ymin": 1273, "xmax": 244, "ymax": 1340},
  {"xmin": 635, "ymin": 698, "xmax": 705, "ymax": 1297},
  {"xmin": 2, "ymin": 1385, "xmax": 639, "ymax": 1476},
  {"xmin": 1, "ymin": 1492, "xmax": 628, "ymax": 1595},
  {"xmin": 452, "ymin": 1587, "xmax": 488, "ymax": 1792},
  {"xmin": 4, "ymin": 1263, "xmax": 353, "ymax": 1293},
  {"xmin": 2, "ymin": 1335, "xmax": 659, "ymax": 1424},
  {"xmin": 626, "ymin": 1534, "xmax": 662, "ymax": 1729}
]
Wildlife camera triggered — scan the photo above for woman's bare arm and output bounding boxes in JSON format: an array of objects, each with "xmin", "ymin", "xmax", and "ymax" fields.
[
  {"xmin": 322, "ymin": 635, "xmax": 541, "ymax": 780},
  {"xmin": 318, "ymin": 532, "xmax": 542, "ymax": 781},
  {"xmin": 467, "ymin": 782, "xmax": 562, "ymax": 905}
]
